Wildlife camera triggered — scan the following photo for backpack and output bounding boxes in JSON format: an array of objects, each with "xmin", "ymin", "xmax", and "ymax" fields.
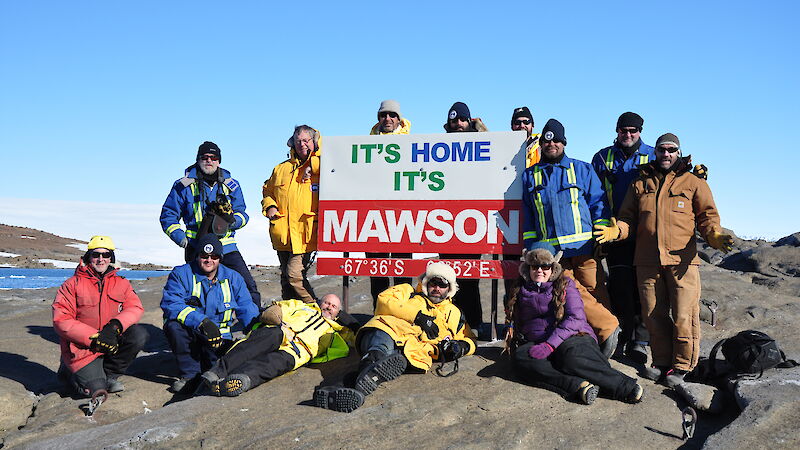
[{"xmin": 708, "ymin": 330, "xmax": 798, "ymax": 378}]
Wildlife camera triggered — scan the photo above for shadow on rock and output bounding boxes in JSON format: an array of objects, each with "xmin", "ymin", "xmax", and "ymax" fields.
[
  {"xmin": 0, "ymin": 351, "xmax": 60, "ymax": 394},
  {"xmin": 25, "ymin": 325, "xmax": 60, "ymax": 344},
  {"xmin": 139, "ymin": 322, "xmax": 170, "ymax": 353}
]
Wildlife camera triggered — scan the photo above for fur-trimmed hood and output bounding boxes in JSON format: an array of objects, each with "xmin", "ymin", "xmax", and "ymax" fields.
[
  {"xmin": 443, "ymin": 117, "xmax": 488, "ymax": 133},
  {"xmin": 519, "ymin": 248, "xmax": 563, "ymax": 283},
  {"xmin": 418, "ymin": 262, "xmax": 458, "ymax": 298}
]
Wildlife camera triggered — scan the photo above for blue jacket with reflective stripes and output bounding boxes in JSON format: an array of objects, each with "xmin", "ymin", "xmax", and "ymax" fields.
[
  {"xmin": 160, "ymin": 166, "xmax": 249, "ymax": 254},
  {"xmin": 522, "ymin": 155, "xmax": 611, "ymax": 257},
  {"xmin": 591, "ymin": 142, "xmax": 656, "ymax": 215},
  {"xmin": 160, "ymin": 262, "xmax": 259, "ymax": 338}
]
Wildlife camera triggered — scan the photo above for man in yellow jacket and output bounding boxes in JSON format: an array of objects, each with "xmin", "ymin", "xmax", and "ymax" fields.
[
  {"xmin": 314, "ymin": 262, "xmax": 476, "ymax": 412},
  {"xmin": 366, "ymin": 99, "xmax": 414, "ymax": 307},
  {"xmin": 262, "ymin": 125, "xmax": 321, "ymax": 302},
  {"xmin": 200, "ymin": 294, "xmax": 359, "ymax": 396}
]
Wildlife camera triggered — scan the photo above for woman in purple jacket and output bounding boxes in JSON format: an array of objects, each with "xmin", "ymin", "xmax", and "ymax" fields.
[{"xmin": 506, "ymin": 243, "xmax": 643, "ymax": 405}]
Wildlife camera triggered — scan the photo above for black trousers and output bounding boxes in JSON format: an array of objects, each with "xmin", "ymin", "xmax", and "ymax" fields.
[
  {"xmin": 186, "ymin": 246, "xmax": 262, "ymax": 309},
  {"xmin": 365, "ymin": 252, "xmax": 412, "ymax": 308},
  {"xmin": 605, "ymin": 241, "xmax": 648, "ymax": 344},
  {"xmin": 208, "ymin": 326, "xmax": 295, "ymax": 389},
  {"xmin": 63, "ymin": 324, "xmax": 149, "ymax": 396},
  {"xmin": 513, "ymin": 334, "xmax": 636, "ymax": 400},
  {"xmin": 440, "ymin": 254, "xmax": 482, "ymax": 329}
]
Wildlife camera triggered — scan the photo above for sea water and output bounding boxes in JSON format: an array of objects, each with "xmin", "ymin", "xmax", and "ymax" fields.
[{"xmin": 0, "ymin": 268, "xmax": 169, "ymax": 289}]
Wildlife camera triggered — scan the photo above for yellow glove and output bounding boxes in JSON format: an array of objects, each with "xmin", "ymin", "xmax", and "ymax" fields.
[
  {"xmin": 593, "ymin": 218, "xmax": 621, "ymax": 244},
  {"xmin": 707, "ymin": 231, "xmax": 734, "ymax": 253}
]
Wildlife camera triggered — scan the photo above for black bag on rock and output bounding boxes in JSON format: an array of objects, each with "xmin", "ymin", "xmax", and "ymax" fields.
[{"xmin": 709, "ymin": 330, "xmax": 798, "ymax": 378}]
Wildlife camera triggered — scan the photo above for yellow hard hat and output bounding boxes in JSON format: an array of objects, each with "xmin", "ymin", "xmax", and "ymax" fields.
[{"xmin": 87, "ymin": 235, "xmax": 115, "ymax": 251}]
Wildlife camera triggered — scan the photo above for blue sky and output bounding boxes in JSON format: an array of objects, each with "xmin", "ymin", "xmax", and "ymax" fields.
[{"xmin": 2, "ymin": 1, "xmax": 798, "ymax": 247}]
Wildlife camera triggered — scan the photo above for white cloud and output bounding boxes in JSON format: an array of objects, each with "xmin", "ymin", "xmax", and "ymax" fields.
[{"xmin": 0, "ymin": 198, "xmax": 279, "ymax": 267}]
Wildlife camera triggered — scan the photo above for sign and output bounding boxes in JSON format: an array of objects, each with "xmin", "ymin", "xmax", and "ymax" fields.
[
  {"xmin": 318, "ymin": 131, "xmax": 527, "ymax": 255},
  {"xmin": 317, "ymin": 257, "xmax": 523, "ymax": 279}
]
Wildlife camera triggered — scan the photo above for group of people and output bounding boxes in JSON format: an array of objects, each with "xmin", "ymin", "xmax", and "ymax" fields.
[{"xmin": 51, "ymin": 100, "xmax": 734, "ymax": 412}]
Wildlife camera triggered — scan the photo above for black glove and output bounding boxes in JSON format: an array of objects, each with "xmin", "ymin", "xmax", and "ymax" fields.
[
  {"xmin": 693, "ymin": 164, "xmax": 708, "ymax": 180},
  {"xmin": 93, "ymin": 319, "xmax": 121, "ymax": 354},
  {"xmin": 414, "ymin": 311, "xmax": 439, "ymax": 340},
  {"xmin": 438, "ymin": 339, "xmax": 468, "ymax": 362},
  {"xmin": 336, "ymin": 310, "xmax": 361, "ymax": 333},
  {"xmin": 199, "ymin": 318, "xmax": 223, "ymax": 349}
]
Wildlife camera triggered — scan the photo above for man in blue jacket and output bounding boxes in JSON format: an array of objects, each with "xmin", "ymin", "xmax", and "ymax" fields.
[
  {"xmin": 161, "ymin": 234, "xmax": 260, "ymax": 393},
  {"xmin": 522, "ymin": 119, "xmax": 620, "ymax": 356},
  {"xmin": 591, "ymin": 112, "xmax": 656, "ymax": 363},
  {"xmin": 160, "ymin": 141, "xmax": 261, "ymax": 308}
]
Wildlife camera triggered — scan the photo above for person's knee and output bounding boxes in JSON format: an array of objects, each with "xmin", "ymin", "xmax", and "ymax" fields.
[{"xmin": 125, "ymin": 324, "xmax": 150, "ymax": 349}]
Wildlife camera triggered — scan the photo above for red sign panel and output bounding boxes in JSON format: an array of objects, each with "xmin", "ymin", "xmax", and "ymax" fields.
[
  {"xmin": 318, "ymin": 199, "xmax": 522, "ymax": 255},
  {"xmin": 316, "ymin": 257, "xmax": 522, "ymax": 279}
]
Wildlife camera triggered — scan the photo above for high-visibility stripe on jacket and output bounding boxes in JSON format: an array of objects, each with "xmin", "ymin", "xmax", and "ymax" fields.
[
  {"xmin": 160, "ymin": 166, "xmax": 249, "ymax": 253},
  {"xmin": 591, "ymin": 142, "xmax": 656, "ymax": 215},
  {"xmin": 160, "ymin": 262, "xmax": 258, "ymax": 338},
  {"xmin": 522, "ymin": 155, "xmax": 611, "ymax": 258}
]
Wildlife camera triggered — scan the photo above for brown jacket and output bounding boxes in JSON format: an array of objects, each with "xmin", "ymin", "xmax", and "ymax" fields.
[{"xmin": 616, "ymin": 157, "xmax": 722, "ymax": 266}]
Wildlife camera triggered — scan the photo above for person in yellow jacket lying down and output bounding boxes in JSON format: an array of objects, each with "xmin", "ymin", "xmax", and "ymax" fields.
[
  {"xmin": 314, "ymin": 262, "xmax": 476, "ymax": 412},
  {"xmin": 199, "ymin": 294, "xmax": 358, "ymax": 396}
]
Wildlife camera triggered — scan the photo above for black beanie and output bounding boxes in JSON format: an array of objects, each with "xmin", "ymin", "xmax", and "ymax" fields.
[
  {"xmin": 448, "ymin": 102, "xmax": 471, "ymax": 121},
  {"xmin": 511, "ymin": 106, "xmax": 533, "ymax": 126},
  {"xmin": 541, "ymin": 118, "xmax": 567, "ymax": 145},
  {"xmin": 197, "ymin": 141, "xmax": 222, "ymax": 162},
  {"xmin": 196, "ymin": 234, "xmax": 224, "ymax": 257},
  {"xmin": 617, "ymin": 112, "xmax": 644, "ymax": 130}
]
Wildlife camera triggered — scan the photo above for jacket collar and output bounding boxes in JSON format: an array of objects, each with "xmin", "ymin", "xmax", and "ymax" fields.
[{"xmin": 639, "ymin": 155, "xmax": 693, "ymax": 177}]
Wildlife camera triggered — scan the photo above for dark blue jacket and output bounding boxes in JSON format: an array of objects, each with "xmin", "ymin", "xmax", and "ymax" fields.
[
  {"xmin": 160, "ymin": 166, "xmax": 248, "ymax": 254},
  {"xmin": 522, "ymin": 155, "xmax": 611, "ymax": 258},
  {"xmin": 160, "ymin": 262, "xmax": 258, "ymax": 338},
  {"xmin": 591, "ymin": 142, "xmax": 656, "ymax": 215}
]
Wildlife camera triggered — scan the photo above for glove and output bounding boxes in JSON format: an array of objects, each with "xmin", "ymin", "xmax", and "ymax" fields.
[
  {"xmin": 706, "ymin": 230, "xmax": 734, "ymax": 253},
  {"xmin": 438, "ymin": 339, "xmax": 468, "ymax": 361},
  {"xmin": 91, "ymin": 320, "xmax": 121, "ymax": 354},
  {"xmin": 179, "ymin": 237, "xmax": 188, "ymax": 248},
  {"xmin": 199, "ymin": 318, "xmax": 223, "ymax": 349},
  {"xmin": 693, "ymin": 164, "xmax": 708, "ymax": 180},
  {"xmin": 593, "ymin": 217, "xmax": 621, "ymax": 244},
  {"xmin": 528, "ymin": 342, "xmax": 554, "ymax": 359},
  {"xmin": 414, "ymin": 311, "xmax": 439, "ymax": 340}
]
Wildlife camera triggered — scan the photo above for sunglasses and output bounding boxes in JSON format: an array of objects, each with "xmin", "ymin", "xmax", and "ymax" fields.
[
  {"xmin": 656, "ymin": 146, "xmax": 680, "ymax": 154},
  {"xmin": 618, "ymin": 128, "xmax": 640, "ymax": 135},
  {"xmin": 91, "ymin": 251, "xmax": 112, "ymax": 259},
  {"xmin": 541, "ymin": 138, "xmax": 564, "ymax": 145},
  {"xmin": 199, "ymin": 253, "xmax": 221, "ymax": 260},
  {"xmin": 428, "ymin": 278, "xmax": 450, "ymax": 288},
  {"xmin": 513, "ymin": 119, "xmax": 531, "ymax": 126},
  {"xmin": 531, "ymin": 264, "xmax": 553, "ymax": 270},
  {"xmin": 199, "ymin": 155, "xmax": 219, "ymax": 161},
  {"xmin": 378, "ymin": 112, "xmax": 399, "ymax": 119}
]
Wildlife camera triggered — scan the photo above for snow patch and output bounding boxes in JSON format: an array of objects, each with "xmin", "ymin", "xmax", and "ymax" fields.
[
  {"xmin": 38, "ymin": 258, "xmax": 78, "ymax": 269},
  {"xmin": 0, "ymin": 251, "xmax": 20, "ymax": 257},
  {"xmin": 20, "ymin": 235, "xmax": 36, "ymax": 239},
  {"xmin": 65, "ymin": 243, "xmax": 84, "ymax": 249}
]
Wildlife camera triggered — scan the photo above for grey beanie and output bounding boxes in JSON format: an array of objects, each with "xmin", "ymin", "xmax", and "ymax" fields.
[{"xmin": 378, "ymin": 100, "xmax": 401, "ymax": 119}]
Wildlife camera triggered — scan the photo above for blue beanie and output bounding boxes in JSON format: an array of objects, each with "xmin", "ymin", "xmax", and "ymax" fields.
[
  {"xmin": 196, "ymin": 234, "xmax": 223, "ymax": 257},
  {"xmin": 448, "ymin": 102, "xmax": 471, "ymax": 121},
  {"xmin": 541, "ymin": 119, "xmax": 567, "ymax": 145}
]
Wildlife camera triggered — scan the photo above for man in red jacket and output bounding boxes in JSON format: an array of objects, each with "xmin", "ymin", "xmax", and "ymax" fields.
[{"xmin": 53, "ymin": 236, "xmax": 148, "ymax": 398}]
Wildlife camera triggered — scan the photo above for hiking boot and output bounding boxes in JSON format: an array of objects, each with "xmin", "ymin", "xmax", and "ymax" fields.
[
  {"xmin": 640, "ymin": 365, "xmax": 668, "ymax": 382},
  {"xmin": 355, "ymin": 353, "xmax": 407, "ymax": 395},
  {"xmin": 200, "ymin": 371, "xmax": 222, "ymax": 397},
  {"xmin": 625, "ymin": 341, "xmax": 649, "ymax": 365},
  {"xmin": 106, "ymin": 377, "xmax": 125, "ymax": 393},
  {"xmin": 665, "ymin": 369, "xmax": 688, "ymax": 388},
  {"xmin": 314, "ymin": 385, "xmax": 365, "ymax": 413},
  {"xmin": 220, "ymin": 374, "xmax": 251, "ymax": 397},
  {"xmin": 625, "ymin": 383, "xmax": 644, "ymax": 404},
  {"xmin": 577, "ymin": 381, "xmax": 598, "ymax": 405},
  {"xmin": 599, "ymin": 327, "xmax": 621, "ymax": 359}
]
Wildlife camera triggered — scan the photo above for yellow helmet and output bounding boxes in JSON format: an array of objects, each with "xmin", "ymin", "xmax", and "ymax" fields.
[{"xmin": 87, "ymin": 235, "xmax": 115, "ymax": 251}]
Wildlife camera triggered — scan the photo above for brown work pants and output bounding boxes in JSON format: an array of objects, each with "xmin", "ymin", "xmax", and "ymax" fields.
[
  {"xmin": 561, "ymin": 255, "xmax": 618, "ymax": 343},
  {"xmin": 636, "ymin": 264, "xmax": 701, "ymax": 371},
  {"xmin": 277, "ymin": 251, "xmax": 317, "ymax": 303}
]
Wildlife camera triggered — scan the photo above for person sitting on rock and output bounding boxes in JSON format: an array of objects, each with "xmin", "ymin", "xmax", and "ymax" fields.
[
  {"xmin": 506, "ymin": 243, "xmax": 643, "ymax": 405},
  {"xmin": 53, "ymin": 235, "xmax": 149, "ymax": 398},
  {"xmin": 314, "ymin": 262, "xmax": 476, "ymax": 412},
  {"xmin": 161, "ymin": 234, "xmax": 260, "ymax": 394},
  {"xmin": 199, "ymin": 294, "xmax": 359, "ymax": 396}
]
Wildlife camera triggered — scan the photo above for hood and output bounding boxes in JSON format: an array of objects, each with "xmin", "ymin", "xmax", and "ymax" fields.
[
  {"xmin": 518, "ymin": 248, "xmax": 563, "ymax": 284},
  {"xmin": 443, "ymin": 117, "xmax": 488, "ymax": 133},
  {"xmin": 75, "ymin": 261, "xmax": 119, "ymax": 280},
  {"xmin": 288, "ymin": 127, "xmax": 323, "ymax": 162},
  {"xmin": 370, "ymin": 117, "xmax": 412, "ymax": 135},
  {"xmin": 417, "ymin": 262, "xmax": 458, "ymax": 299}
]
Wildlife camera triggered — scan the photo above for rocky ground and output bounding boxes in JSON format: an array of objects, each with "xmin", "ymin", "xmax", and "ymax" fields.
[{"xmin": 0, "ymin": 230, "xmax": 798, "ymax": 449}]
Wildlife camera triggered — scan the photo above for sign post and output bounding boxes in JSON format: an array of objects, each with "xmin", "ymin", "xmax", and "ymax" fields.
[{"xmin": 317, "ymin": 131, "xmax": 527, "ymax": 336}]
